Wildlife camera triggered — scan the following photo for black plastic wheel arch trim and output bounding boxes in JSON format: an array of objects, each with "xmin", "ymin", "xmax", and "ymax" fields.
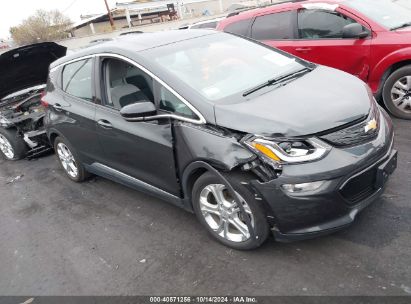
[{"xmin": 182, "ymin": 161, "xmax": 257, "ymax": 241}]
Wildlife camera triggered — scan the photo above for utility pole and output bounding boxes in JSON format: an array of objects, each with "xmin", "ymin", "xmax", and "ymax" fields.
[
  {"xmin": 104, "ymin": 0, "xmax": 115, "ymax": 30},
  {"xmin": 218, "ymin": 0, "xmax": 223, "ymax": 13}
]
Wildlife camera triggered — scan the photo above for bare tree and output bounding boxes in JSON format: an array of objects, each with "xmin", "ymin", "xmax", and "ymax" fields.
[{"xmin": 10, "ymin": 10, "xmax": 72, "ymax": 46}]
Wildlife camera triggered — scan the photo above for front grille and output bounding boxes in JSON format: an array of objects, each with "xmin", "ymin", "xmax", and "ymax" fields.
[
  {"xmin": 321, "ymin": 102, "xmax": 380, "ymax": 147},
  {"xmin": 340, "ymin": 166, "xmax": 377, "ymax": 205},
  {"xmin": 320, "ymin": 117, "xmax": 379, "ymax": 147}
]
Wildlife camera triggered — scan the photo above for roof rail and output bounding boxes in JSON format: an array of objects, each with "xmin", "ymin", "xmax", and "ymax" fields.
[{"xmin": 226, "ymin": 0, "xmax": 306, "ymax": 17}]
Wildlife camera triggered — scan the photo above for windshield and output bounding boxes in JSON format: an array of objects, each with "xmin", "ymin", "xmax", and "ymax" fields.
[
  {"xmin": 343, "ymin": 0, "xmax": 411, "ymax": 30},
  {"xmin": 142, "ymin": 33, "xmax": 306, "ymax": 102}
]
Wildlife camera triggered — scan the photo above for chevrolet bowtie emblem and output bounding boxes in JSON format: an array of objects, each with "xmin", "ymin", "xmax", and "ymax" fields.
[{"xmin": 365, "ymin": 119, "xmax": 378, "ymax": 133}]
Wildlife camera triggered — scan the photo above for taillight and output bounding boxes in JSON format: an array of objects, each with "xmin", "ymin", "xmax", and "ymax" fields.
[{"xmin": 40, "ymin": 91, "xmax": 49, "ymax": 108}]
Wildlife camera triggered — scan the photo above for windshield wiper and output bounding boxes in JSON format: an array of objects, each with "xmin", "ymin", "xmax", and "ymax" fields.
[
  {"xmin": 242, "ymin": 68, "xmax": 312, "ymax": 97},
  {"xmin": 391, "ymin": 22, "xmax": 411, "ymax": 30}
]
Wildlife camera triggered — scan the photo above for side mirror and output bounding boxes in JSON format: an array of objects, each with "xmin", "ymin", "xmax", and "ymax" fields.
[
  {"xmin": 342, "ymin": 23, "xmax": 369, "ymax": 39},
  {"xmin": 120, "ymin": 101, "xmax": 156, "ymax": 121}
]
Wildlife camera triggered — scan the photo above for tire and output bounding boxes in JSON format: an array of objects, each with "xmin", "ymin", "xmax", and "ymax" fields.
[
  {"xmin": 54, "ymin": 136, "xmax": 89, "ymax": 182},
  {"xmin": 192, "ymin": 171, "xmax": 270, "ymax": 250},
  {"xmin": 0, "ymin": 127, "xmax": 28, "ymax": 160},
  {"xmin": 382, "ymin": 65, "xmax": 411, "ymax": 120}
]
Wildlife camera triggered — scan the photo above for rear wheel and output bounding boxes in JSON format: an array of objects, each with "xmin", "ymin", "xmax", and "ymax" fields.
[
  {"xmin": 382, "ymin": 65, "xmax": 411, "ymax": 119},
  {"xmin": 0, "ymin": 127, "xmax": 27, "ymax": 160},
  {"xmin": 54, "ymin": 136, "xmax": 89, "ymax": 182},
  {"xmin": 192, "ymin": 172, "xmax": 269, "ymax": 250}
]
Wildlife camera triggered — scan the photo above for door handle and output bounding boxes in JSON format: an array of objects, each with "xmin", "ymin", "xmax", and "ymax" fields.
[
  {"xmin": 97, "ymin": 119, "xmax": 113, "ymax": 129},
  {"xmin": 54, "ymin": 103, "xmax": 63, "ymax": 112},
  {"xmin": 295, "ymin": 47, "xmax": 312, "ymax": 53}
]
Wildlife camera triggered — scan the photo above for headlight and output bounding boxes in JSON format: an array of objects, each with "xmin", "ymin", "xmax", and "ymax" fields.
[
  {"xmin": 367, "ymin": 84, "xmax": 380, "ymax": 119},
  {"xmin": 244, "ymin": 137, "xmax": 331, "ymax": 165}
]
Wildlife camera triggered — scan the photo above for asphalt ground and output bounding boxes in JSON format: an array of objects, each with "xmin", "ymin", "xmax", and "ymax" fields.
[{"xmin": 0, "ymin": 118, "xmax": 410, "ymax": 296}]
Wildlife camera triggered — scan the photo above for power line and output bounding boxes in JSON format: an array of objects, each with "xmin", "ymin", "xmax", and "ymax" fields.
[{"xmin": 62, "ymin": 0, "xmax": 79, "ymax": 13}]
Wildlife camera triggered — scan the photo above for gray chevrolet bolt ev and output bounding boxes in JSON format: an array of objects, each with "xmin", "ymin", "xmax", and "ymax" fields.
[{"xmin": 43, "ymin": 30, "xmax": 397, "ymax": 249}]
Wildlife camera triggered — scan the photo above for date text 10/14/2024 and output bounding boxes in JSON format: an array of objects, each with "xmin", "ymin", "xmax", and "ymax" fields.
[{"xmin": 149, "ymin": 296, "xmax": 258, "ymax": 303}]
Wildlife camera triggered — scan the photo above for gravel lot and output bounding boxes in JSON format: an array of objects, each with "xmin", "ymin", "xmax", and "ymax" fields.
[{"xmin": 0, "ymin": 118, "xmax": 410, "ymax": 296}]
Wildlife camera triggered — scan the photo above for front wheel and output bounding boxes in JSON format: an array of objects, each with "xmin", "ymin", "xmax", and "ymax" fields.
[
  {"xmin": 192, "ymin": 172, "xmax": 270, "ymax": 250},
  {"xmin": 382, "ymin": 65, "xmax": 411, "ymax": 119},
  {"xmin": 0, "ymin": 127, "xmax": 27, "ymax": 160}
]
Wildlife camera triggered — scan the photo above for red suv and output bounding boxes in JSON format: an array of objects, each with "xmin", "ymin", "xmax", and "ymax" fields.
[{"xmin": 218, "ymin": 0, "xmax": 411, "ymax": 119}]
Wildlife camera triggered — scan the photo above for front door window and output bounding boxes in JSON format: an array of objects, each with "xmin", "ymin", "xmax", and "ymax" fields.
[{"xmin": 298, "ymin": 9, "xmax": 361, "ymax": 39}]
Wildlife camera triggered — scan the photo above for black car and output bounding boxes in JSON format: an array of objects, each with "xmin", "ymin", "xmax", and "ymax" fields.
[
  {"xmin": 0, "ymin": 42, "xmax": 66, "ymax": 160},
  {"xmin": 43, "ymin": 30, "xmax": 397, "ymax": 249}
]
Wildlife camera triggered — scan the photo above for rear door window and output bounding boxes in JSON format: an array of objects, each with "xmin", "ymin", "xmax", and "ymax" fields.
[
  {"xmin": 251, "ymin": 11, "xmax": 295, "ymax": 40},
  {"xmin": 62, "ymin": 58, "xmax": 93, "ymax": 101},
  {"xmin": 224, "ymin": 19, "xmax": 252, "ymax": 37}
]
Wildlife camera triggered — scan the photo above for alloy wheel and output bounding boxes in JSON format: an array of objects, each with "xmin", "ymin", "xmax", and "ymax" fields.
[
  {"xmin": 391, "ymin": 76, "xmax": 411, "ymax": 114},
  {"xmin": 199, "ymin": 184, "xmax": 254, "ymax": 243},
  {"xmin": 56, "ymin": 142, "xmax": 78, "ymax": 178},
  {"xmin": 0, "ymin": 134, "xmax": 14, "ymax": 159}
]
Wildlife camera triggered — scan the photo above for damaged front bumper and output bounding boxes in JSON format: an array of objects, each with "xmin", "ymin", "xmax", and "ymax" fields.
[
  {"xmin": 249, "ymin": 109, "xmax": 396, "ymax": 242},
  {"xmin": 0, "ymin": 115, "xmax": 52, "ymax": 159},
  {"xmin": 0, "ymin": 90, "xmax": 52, "ymax": 159},
  {"xmin": 23, "ymin": 129, "xmax": 52, "ymax": 159}
]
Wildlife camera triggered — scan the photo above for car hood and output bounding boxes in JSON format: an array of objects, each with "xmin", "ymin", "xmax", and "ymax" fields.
[
  {"xmin": 214, "ymin": 66, "xmax": 371, "ymax": 137},
  {"xmin": 0, "ymin": 42, "xmax": 66, "ymax": 100}
]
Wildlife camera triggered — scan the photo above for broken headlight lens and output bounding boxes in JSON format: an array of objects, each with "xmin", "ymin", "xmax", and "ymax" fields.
[{"xmin": 245, "ymin": 137, "xmax": 331, "ymax": 164}]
